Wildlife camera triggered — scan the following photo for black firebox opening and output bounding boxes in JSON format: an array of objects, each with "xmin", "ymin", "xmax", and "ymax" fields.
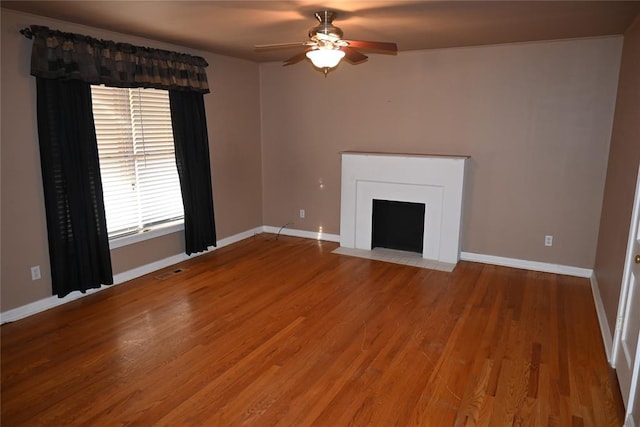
[{"xmin": 371, "ymin": 199, "xmax": 425, "ymax": 254}]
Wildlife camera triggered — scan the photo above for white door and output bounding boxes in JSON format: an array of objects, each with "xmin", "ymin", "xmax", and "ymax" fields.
[{"xmin": 613, "ymin": 163, "xmax": 640, "ymax": 426}]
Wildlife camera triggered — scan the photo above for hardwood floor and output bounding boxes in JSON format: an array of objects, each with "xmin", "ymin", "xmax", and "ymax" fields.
[{"xmin": 1, "ymin": 235, "xmax": 624, "ymax": 426}]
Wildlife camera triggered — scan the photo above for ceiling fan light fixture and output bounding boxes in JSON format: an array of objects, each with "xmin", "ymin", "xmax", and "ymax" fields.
[{"xmin": 306, "ymin": 48, "xmax": 345, "ymax": 69}]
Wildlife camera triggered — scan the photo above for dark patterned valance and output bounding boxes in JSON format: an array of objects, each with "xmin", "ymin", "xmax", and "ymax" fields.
[{"xmin": 28, "ymin": 25, "xmax": 209, "ymax": 93}]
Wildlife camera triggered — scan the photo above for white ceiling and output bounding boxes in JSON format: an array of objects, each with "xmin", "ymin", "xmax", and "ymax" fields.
[{"xmin": 3, "ymin": 1, "xmax": 639, "ymax": 63}]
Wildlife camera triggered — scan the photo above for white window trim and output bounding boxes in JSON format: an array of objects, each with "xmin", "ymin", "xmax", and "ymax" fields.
[{"xmin": 108, "ymin": 219, "xmax": 184, "ymax": 250}]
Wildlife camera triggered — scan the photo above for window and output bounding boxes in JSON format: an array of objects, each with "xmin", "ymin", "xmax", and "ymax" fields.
[{"xmin": 91, "ymin": 86, "xmax": 184, "ymax": 239}]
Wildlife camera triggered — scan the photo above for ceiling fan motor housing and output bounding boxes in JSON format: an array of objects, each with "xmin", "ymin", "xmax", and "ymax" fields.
[{"xmin": 309, "ymin": 10, "xmax": 343, "ymax": 40}]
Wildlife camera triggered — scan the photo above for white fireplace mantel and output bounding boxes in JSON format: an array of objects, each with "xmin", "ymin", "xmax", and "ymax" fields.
[{"xmin": 339, "ymin": 152, "xmax": 468, "ymax": 265}]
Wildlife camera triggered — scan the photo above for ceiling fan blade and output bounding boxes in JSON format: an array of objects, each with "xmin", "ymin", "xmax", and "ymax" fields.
[
  {"xmin": 283, "ymin": 48, "xmax": 312, "ymax": 66},
  {"xmin": 341, "ymin": 46, "xmax": 368, "ymax": 64},
  {"xmin": 345, "ymin": 40, "xmax": 398, "ymax": 53},
  {"xmin": 255, "ymin": 41, "xmax": 314, "ymax": 49}
]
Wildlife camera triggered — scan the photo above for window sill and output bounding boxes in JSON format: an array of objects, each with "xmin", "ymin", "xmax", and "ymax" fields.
[{"xmin": 108, "ymin": 220, "xmax": 184, "ymax": 250}]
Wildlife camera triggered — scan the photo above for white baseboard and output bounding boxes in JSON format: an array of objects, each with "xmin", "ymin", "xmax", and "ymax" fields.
[
  {"xmin": 0, "ymin": 227, "xmax": 263, "ymax": 324},
  {"xmin": 590, "ymin": 274, "xmax": 614, "ymax": 364},
  {"xmin": 460, "ymin": 252, "xmax": 593, "ymax": 278},
  {"xmin": 262, "ymin": 225, "xmax": 340, "ymax": 242},
  {"xmin": 625, "ymin": 414, "xmax": 636, "ymax": 427},
  {"xmin": 0, "ymin": 231, "xmax": 599, "ymax": 324},
  {"xmin": 260, "ymin": 234, "xmax": 591, "ymax": 278}
]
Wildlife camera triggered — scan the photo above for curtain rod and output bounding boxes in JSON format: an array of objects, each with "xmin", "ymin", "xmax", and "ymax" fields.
[{"xmin": 20, "ymin": 27, "xmax": 34, "ymax": 39}]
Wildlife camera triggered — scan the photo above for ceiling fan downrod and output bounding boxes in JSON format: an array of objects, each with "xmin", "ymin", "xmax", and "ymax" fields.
[{"xmin": 309, "ymin": 10, "xmax": 343, "ymax": 40}]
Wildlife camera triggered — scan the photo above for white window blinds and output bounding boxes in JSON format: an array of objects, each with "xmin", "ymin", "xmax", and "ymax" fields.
[{"xmin": 91, "ymin": 85, "xmax": 184, "ymax": 238}]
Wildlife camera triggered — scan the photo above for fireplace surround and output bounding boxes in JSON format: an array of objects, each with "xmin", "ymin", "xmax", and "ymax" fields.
[{"xmin": 339, "ymin": 152, "xmax": 468, "ymax": 265}]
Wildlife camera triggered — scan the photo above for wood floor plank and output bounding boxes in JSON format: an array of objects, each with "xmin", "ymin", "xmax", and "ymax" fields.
[{"xmin": 1, "ymin": 235, "xmax": 625, "ymax": 425}]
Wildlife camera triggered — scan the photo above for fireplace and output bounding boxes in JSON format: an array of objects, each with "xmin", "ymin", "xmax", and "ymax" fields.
[
  {"xmin": 339, "ymin": 152, "xmax": 468, "ymax": 265},
  {"xmin": 372, "ymin": 199, "xmax": 425, "ymax": 253}
]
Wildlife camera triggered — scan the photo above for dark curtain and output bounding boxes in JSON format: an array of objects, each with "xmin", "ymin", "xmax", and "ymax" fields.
[
  {"xmin": 28, "ymin": 24, "xmax": 214, "ymax": 290},
  {"xmin": 169, "ymin": 90, "xmax": 217, "ymax": 254},
  {"xmin": 36, "ymin": 77, "xmax": 113, "ymax": 297}
]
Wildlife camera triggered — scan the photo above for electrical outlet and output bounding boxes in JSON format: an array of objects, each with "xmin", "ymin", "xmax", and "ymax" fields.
[
  {"xmin": 545, "ymin": 235, "xmax": 553, "ymax": 247},
  {"xmin": 31, "ymin": 266, "xmax": 41, "ymax": 281},
  {"xmin": 299, "ymin": 209, "xmax": 305, "ymax": 219}
]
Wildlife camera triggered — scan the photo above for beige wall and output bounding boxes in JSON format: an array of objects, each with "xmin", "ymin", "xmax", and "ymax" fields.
[
  {"xmin": 260, "ymin": 37, "xmax": 622, "ymax": 269},
  {"xmin": 594, "ymin": 16, "xmax": 640, "ymax": 336},
  {"xmin": 0, "ymin": 8, "xmax": 629, "ymax": 314},
  {"xmin": 0, "ymin": 9, "xmax": 263, "ymax": 311}
]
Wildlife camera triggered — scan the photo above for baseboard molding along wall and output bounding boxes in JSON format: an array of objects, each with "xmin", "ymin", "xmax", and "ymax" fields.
[
  {"xmin": 460, "ymin": 252, "xmax": 593, "ymax": 278},
  {"xmin": 1, "ymin": 228, "xmax": 597, "ymax": 325},
  {"xmin": 0, "ymin": 226, "xmax": 263, "ymax": 324},
  {"xmin": 625, "ymin": 413, "xmax": 637, "ymax": 427},
  {"xmin": 589, "ymin": 274, "xmax": 614, "ymax": 365},
  {"xmin": 262, "ymin": 225, "xmax": 340, "ymax": 242}
]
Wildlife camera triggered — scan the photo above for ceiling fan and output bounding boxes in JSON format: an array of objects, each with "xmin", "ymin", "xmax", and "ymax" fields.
[{"xmin": 255, "ymin": 10, "xmax": 398, "ymax": 75}]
